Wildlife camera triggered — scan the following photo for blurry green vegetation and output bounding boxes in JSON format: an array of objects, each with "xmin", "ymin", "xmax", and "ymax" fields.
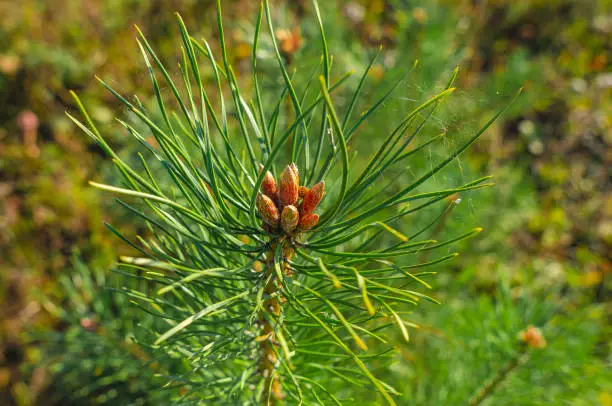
[
  {"xmin": 0, "ymin": 0, "xmax": 609, "ymax": 404},
  {"xmin": 25, "ymin": 254, "xmax": 172, "ymax": 405},
  {"xmin": 396, "ymin": 284, "xmax": 610, "ymax": 405}
]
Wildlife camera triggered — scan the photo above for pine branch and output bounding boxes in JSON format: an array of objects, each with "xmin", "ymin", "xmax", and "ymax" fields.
[{"xmin": 67, "ymin": 1, "xmax": 517, "ymax": 403}]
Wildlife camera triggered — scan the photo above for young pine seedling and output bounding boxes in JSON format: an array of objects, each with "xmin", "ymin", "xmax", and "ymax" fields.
[{"xmin": 68, "ymin": 1, "xmax": 519, "ymax": 404}]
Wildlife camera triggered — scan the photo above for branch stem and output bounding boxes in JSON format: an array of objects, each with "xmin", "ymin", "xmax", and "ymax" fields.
[
  {"xmin": 467, "ymin": 347, "xmax": 530, "ymax": 406},
  {"xmin": 259, "ymin": 240, "xmax": 294, "ymax": 405}
]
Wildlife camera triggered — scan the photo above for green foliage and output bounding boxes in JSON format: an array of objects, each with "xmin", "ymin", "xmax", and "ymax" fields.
[
  {"xmin": 68, "ymin": 2, "xmax": 518, "ymax": 404},
  {"xmin": 393, "ymin": 284, "xmax": 611, "ymax": 405},
  {"xmin": 33, "ymin": 253, "xmax": 172, "ymax": 405},
  {"xmin": 2, "ymin": 0, "xmax": 610, "ymax": 404}
]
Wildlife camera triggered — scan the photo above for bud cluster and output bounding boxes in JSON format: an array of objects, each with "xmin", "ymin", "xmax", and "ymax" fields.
[
  {"xmin": 518, "ymin": 325, "xmax": 547, "ymax": 349},
  {"xmin": 256, "ymin": 163, "xmax": 324, "ymax": 235}
]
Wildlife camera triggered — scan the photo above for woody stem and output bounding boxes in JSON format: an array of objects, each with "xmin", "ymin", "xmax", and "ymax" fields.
[
  {"xmin": 467, "ymin": 348, "xmax": 530, "ymax": 406},
  {"xmin": 259, "ymin": 242, "xmax": 288, "ymax": 405}
]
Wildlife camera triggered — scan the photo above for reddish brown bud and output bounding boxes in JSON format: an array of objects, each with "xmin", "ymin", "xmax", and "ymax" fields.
[
  {"xmin": 299, "ymin": 213, "xmax": 319, "ymax": 231},
  {"xmin": 276, "ymin": 27, "xmax": 302, "ymax": 57},
  {"xmin": 257, "ymin": 194, "xmax": 279, "ymax": 226},
  {"xmin": 281, "ymin": 205, "xmax": 299, "ymax": 233},
  {"xmin": 518, "ymin": 325, "xmax": 547, "ymax": 349},
  {"xmin": 301, "ymin": 181, "xmax": 325, "ymax": 215},
  {"xmin": 279, "ymin": 165, "xmax": 299, "ymax": 207},
  {"xmin": 298, "ymin": 186, "xmax": 309, "ymax": 198},
  {"xmin": 258, "ymin": 164, "xmax": 278, "ymax": 199}
]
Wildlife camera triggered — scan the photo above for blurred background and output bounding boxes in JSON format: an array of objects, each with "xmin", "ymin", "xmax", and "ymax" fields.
[{"xmin": 0, "ymin": 0, "xmax": 610, "ymax": 405}]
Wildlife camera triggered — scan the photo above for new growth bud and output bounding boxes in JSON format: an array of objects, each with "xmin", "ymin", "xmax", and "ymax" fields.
[
  {"xmin": 279, "ymin": 165, "xmax": 299, "ymax": 207},
  {"xmin": 518, "ymin": 325, "xmax": 547, "ymax": 349},
  {"xmin": 257, "ymin": 194, "xmax": 279, "ymax": 226},
  {"xmin": 281, "ymin": 205, "xmax": 299, "ymax": 234},
  {"xmin": 299, "ymin": 213, "xmax": 319, "ymax": 231},
  {"xmin": 301, "ymin": 181, "xmax": 324, "ymax": 215},
  {"xmin": 257, "ymin": 163, "xmax": 324, "ymax": 235},
  {"xmin": 259, "ymin": 164, "xmax": 278, "ymax": 200}
]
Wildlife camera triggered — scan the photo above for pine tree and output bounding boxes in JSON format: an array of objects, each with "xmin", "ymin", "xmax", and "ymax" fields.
[{"xmin": 68, "ymin": 1, "xmax": 518, "ymax": 404}]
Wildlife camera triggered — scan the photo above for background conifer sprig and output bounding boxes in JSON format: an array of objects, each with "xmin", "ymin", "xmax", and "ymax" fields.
[
  {"xmin": 34, "ymin": 253, "xmax": 174, "ymax": 405},
  {"xmin": 68, "ymin": 1, "xmax": 517, "ymax": 404}
]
